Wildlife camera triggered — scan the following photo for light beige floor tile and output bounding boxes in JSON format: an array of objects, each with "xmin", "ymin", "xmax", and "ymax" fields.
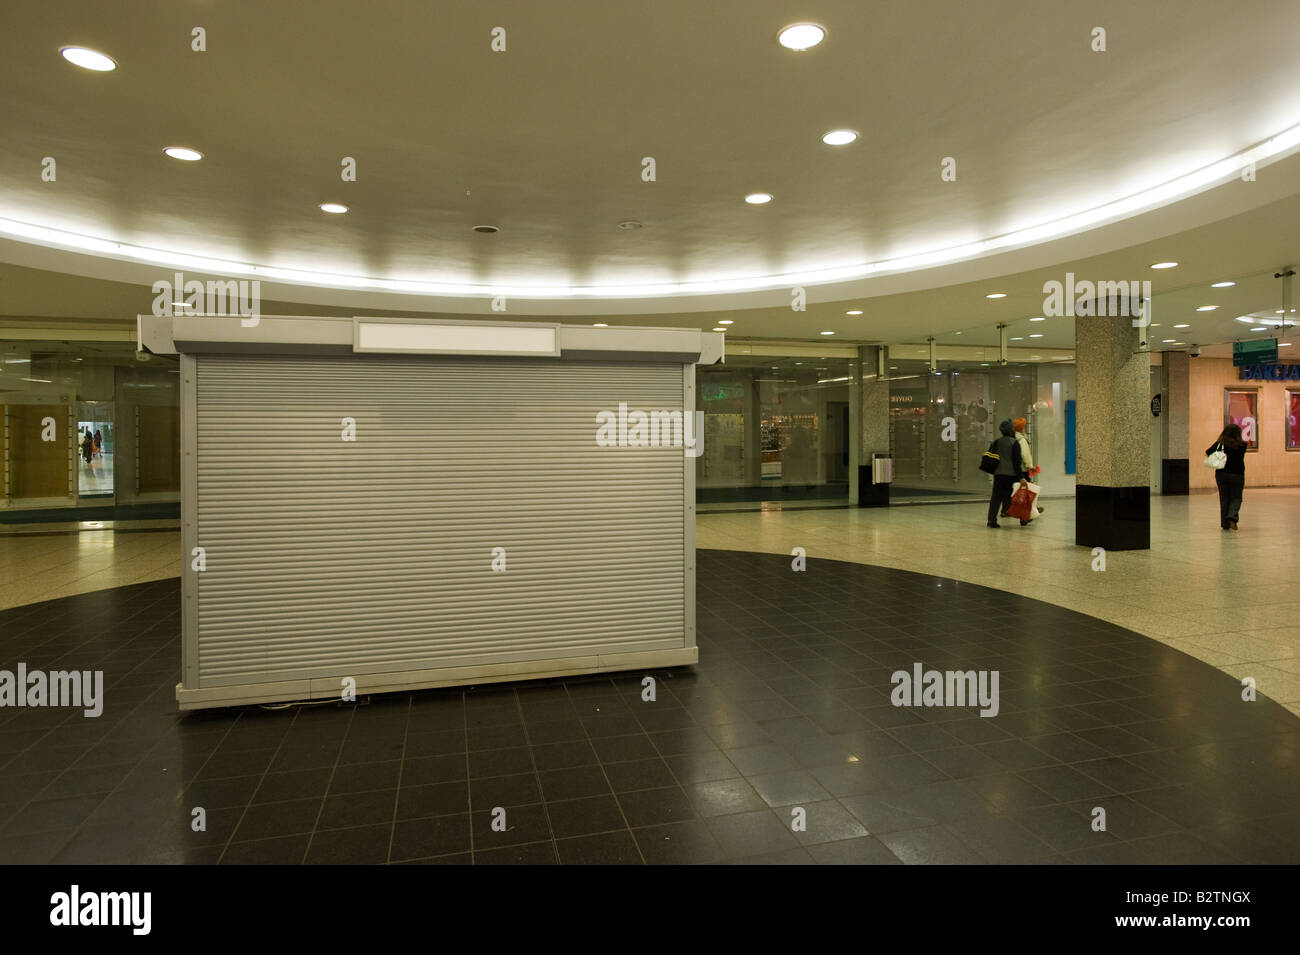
[{"xmin": 1216, "ymin": 664, "xmax": 1300, "ymax": 704}]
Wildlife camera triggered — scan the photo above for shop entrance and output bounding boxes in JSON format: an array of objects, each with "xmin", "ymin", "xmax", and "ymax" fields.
[{"xmin": 76, "ymin": 402, "xmax": 115, "ymax": 500}]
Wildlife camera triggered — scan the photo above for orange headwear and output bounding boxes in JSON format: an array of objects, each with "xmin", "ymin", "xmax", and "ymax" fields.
[{"xmin": 1013, "ymin": 417, "xmax": 1027, "ymax": 433}]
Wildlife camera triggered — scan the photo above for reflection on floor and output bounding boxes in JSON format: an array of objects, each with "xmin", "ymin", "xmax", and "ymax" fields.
[
  {"xmin": 699, "ymin": 489, "xmax": 1300, "ymax": 717},
  {"xmin": 77, "ymin": 453, "xmax": 114, "ymax": 496},
  {"xmin": 0, "ymin": 527, "xmax": 179, "ymax": 611},
  {"xmin": 0, "ymin": 554, "xmax": 1295, "ymax": 865}
]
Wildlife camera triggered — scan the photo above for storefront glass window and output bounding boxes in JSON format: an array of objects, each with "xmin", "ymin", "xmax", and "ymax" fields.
[
  {"xmin": 1287, "ymin": 390, "xmax": 1300, "ymax": 451},
  {"xmin": 887, "ymin": 360, "xmax": 1052, "ymax": 501},
  {"xmin": 1224, "ymin": 389, "xmax": 1259, "ymax": 450},
  {"xmin": 696, "ymin": 356, "xmax": 854, "ymax": 510},
  {"xmin": 1, "ymin": 341, "xmax": 179, "ymax": 517}
]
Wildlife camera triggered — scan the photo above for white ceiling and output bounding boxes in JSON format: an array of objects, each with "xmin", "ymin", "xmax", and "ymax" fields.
[{"xmin": 2, "ymin": 0, "xmax": 1300, "ymax": 342}]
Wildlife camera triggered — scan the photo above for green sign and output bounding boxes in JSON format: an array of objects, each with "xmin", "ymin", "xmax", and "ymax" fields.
[
  {"xmin": 702, "ymin": 384, "xmax": 744, "ymax": 401},
  {"xmin": 1234, "ymin": 338, "xmax": 1278, "ymax": 366}
]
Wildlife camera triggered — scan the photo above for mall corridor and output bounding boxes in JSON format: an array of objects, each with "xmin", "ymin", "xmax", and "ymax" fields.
[{"xmin": 3, "ymin": 0, "xmax": 1300, "ymax": 936}]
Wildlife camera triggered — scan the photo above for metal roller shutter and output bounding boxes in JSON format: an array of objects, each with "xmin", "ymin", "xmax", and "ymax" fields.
[{"xmin": 193, "ymin": 353, "xmax": 687, "ymax": 687}]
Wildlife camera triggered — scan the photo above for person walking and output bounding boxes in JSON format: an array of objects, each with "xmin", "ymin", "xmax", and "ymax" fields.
[
  {"xmin": 1003, "ymin": 417, "xmax": 1044, "ymax": 518},
  {"xmin": 1207, "ymin": 423, "xmax": 1247, "ymax": 530},
  {"xmin": 986, "ymin": 419, "xmax": 1023, "ymax": 528}
]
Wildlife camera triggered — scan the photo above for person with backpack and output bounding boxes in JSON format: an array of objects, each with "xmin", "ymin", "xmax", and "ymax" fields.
[
  {"xmin": 1206, "ymin": 423, "xmax": 1247, "ymax": 530},
  {"xmin": 985, "ymin": 419, "xmax": 1023, "ymax": 528}
]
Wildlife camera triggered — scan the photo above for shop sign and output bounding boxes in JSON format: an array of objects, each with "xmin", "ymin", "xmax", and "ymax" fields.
[
  {"xmin": 1234, "ymin": 339, "xmax": 1278, "ymax": 366},
  {"xmin": 1239, "ymin": 363, "xmax": 1300, "ymax": 381}
]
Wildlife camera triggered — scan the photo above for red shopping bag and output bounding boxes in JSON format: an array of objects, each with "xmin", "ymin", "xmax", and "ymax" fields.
[{"xmin": 1006, "ymin": 482, "xmax": 1037, "ymax": 521}]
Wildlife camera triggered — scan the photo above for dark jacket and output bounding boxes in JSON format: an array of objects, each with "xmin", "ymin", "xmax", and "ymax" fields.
[
  {"xmin": 1207, "ymin": 441, "xmax": 1246, "ymax": 476},
  {"xmin": 992, "ymin": 435, "xmax": 1023, "ymax": 477}
]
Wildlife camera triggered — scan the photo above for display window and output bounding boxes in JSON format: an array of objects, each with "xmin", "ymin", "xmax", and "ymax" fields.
[
  {"xmin": 1287, "ymin": 390, "xmax": 1300, "ymax": 451},
  {"xmin": 1224, "ymin": 389, "xmax": 1259, "ymax": 450}
]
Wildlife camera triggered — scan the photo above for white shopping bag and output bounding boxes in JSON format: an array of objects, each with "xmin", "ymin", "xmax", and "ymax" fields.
[{"xmin": 1025, "ymin": 481, "xmax": 1042, "ymax": 517}]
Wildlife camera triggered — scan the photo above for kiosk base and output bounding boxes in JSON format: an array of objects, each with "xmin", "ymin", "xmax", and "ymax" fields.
[{"xmin": 176, "ymin": 647, "xmax": 699, "ymax": 711}]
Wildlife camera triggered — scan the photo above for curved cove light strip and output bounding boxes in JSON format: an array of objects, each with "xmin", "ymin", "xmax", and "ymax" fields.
[{"xmin": 3, "ymin": 122, "xmax": 1300, "ymax": 300}]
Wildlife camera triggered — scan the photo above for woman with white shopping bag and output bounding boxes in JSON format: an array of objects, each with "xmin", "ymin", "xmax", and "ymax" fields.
[{"xmin": 1205, "ymin": 423, "xmax": 1247, "ymax": 530}]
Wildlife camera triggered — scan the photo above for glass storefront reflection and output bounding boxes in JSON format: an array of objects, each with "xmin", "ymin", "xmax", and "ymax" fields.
[
  {"xmin": 1, "ymin": 341, "xmax": 179, "ymax": 517},
  {"xmin": 888, "ymin": 359, "xmax": 1075, "ymax": 501},
  {"xmin": 697, "ymin": 357, "xmax": 853, "ymax": 510}
]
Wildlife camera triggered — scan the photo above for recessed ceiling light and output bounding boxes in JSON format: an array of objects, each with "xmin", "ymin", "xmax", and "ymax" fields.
[
  {"xmin": 1281, "ymin": 343, "xmax": 1293, "ymax": 347},
  {"xmin": 821, "ymin": 129, "xmax": 858, "ymax": 146},
  {"xmin": 744, "ymin": 193, "xmax": 773, "ymax": 205},
  {"xmin": 1010, "ymin": 336, "xmax": 1025, "ymax": 341},
  {"xmin": 777, "ymin": 23, "xmax": 825, "ymax": 51},
  {"xmin": 1162, "ymin": 339, "xmax": 1176, "ymax": 343},
  {"xmin": 616, "ymin": 220, "xmax": 642, "ymax": 230},
  {"xmin": 1150, "ymin": 261, "xmax": 1179, "ymax": 269},
  {"xmin": 1251, "ymin": 326, "xmax": 1268, "ymax": 332},
  {"xmin": 846, "ymin": 309, "xmax": 863, "ymax": 316},
  {"xmin": 717, "ymin": 320, "xmax": 734, "ymax": 325},
  {"xmin": 60, "ymin": 46, "xmax": 116, "ymax": 71},
  {"xmin": 172, "ymin": 301, "xmax": 192, "ymax": 308},
  {"xmin": 472, "ymin": 224, "xmax": 499, "ymax": 233},
  {"xmin": 820, "ymin": 331, "xmax": 835, "ymax": 336},
  {"xmin": 163, "ymin": 146, "xmax": 203, "ymax": 162},
  {"xmin": 1211, "ymin": 281, "xmax": 1236, "ymax": 288},
  {"xmin": 985, "ymin": 292, "xmax": 1007, "ymax": 299},
  {"xmin": 12, "ymin": 118, "xmax": 1300, "ymax": 301},
  {"xmin": 592, "ymin": 323, "xmax": 608, "ymax": 327},
  {"xmin": 1028, "ymin": 317, "xmax": 1046, "ymax": 322},
  {"xmin": 1028, "ymin": 333, "xmax": 1044, "ymax": 338},
  {"xmin": 1173, "ymin": 323, "xmax": 1190, "ymax": 329},
  {"xmin": 712, "ymin": 327, "xmax": 727, "ymax": 332},
  {"xmin": 1195, "ymin": 305, "xmax": 1218, "ymax": 312},
  {"xmin": 319, "ymin": 202, "xmax": 349, "ymax": 214}
]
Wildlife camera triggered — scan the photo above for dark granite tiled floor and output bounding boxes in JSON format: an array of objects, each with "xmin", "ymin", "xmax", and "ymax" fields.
[{"xmin": 1, "ymin": 548, "xmax": 1298, "ymax": 864}]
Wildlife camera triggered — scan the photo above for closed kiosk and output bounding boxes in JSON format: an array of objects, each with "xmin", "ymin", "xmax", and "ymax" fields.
[{"xmin": 138, "ymin": 315, "xmax": 721, "ymax": 710}]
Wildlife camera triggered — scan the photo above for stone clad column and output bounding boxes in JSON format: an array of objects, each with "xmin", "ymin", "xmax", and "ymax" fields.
[
  {"xmin": 1161, "ymin": 351, "xmax": 1190, "ymax": 494},
  {"xmin": 1075, "ymin": 304, "xmax": 1151, "ymax": 549},
  {"xmin": 858, "ymin": 345, "xmax": 891, "ymax": 506}
]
